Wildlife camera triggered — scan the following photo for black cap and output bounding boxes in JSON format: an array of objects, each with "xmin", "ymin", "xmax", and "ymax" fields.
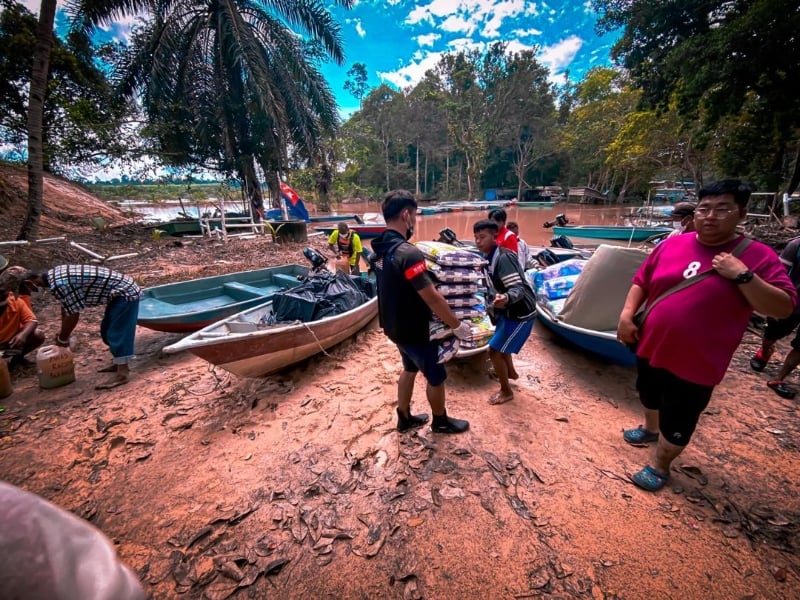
[{"xmin": 670, "ymin": 202, "xmax": 697, "ymax": 218}]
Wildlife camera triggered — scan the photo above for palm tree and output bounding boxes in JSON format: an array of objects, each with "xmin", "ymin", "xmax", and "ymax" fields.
[
  {"xmin": 18, "ymin": 0, "xmax": 155, "ymax": 240},
  {"xmin": 18, "ymin": 0, "xmax": 56, "ymax": 241},
  {"xmin": 98, "ymin": 0, "xmax": 353, "ymax": 212},
  {"xmin": 18, "ymin": 0, "xmax": 351, "ymax": 238}
]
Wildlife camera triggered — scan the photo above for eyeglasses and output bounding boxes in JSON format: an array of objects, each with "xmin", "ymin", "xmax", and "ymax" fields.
[{"xmin": 694, "ymin": 206, "xmax": 736, "ymax": 218}]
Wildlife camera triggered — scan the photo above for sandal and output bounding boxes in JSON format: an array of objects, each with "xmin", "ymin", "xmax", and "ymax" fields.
[
  {"xmin": 630, "ymin": 465, "xmax": 670, "ymax": 492},
  {"xmin": 767, "ymin": 381, "xmax": 797, "ymax": 400},
  {"xmin": 749, "ymin": 349, "xmax": 772, "ymax": 372},
  {"xmin": 622, "ymin": 425, "xmax": 659, "ymax": 445}
]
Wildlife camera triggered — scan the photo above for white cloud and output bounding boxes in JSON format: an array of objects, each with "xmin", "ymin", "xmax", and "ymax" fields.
[
  {"xmin": 378, "ymin": 34, "xmax": 542, "ymax": 91},
  {"xmin": 20, "ymin": 0, "xmax": 66, "ymax": 14},
  {"xmin": 416, "ymin": 33, "xmax": 441, "ymax": 47},
  {"xmin": 537, "ymin": 35, "xmax": 583, "ymax": 76},
  {"xmin": 355, "ymin": 19, "xmax": 366, "ymax": 37},
  {"xmin": 378, "ymin": 50, "xmax": 447, "ymax": 89},
  {"xmin": 440, "ymin": 15, "xmax": 476, "ymax": 35},
  {"xmin": 405, "ymin": 0, "xmax": 538, "ymax": 38},
  {"xmin": 511, "ymin": 27, "xmax": 543, "ymax": 37}
]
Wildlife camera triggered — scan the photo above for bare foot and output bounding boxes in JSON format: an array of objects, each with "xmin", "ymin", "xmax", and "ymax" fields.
[
  {"xmin": 97, "ymin": 364, "xmax": 117, "ymax": 373},
  {"xmin": 508, "ymin": 368, "xmax": 519, "ymax": 380},
  {"xmin": 488, "ymin": 391, "xmax": 513, "ymax": 405},
  {"xmin": 95, "ymin": 374, "xmax": 129, "ymax": 390}
]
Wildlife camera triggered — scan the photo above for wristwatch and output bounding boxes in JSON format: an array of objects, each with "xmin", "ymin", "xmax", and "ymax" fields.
[{"xmin": 734, "ymin": 270, "xmax": 754, "ymax": 284}]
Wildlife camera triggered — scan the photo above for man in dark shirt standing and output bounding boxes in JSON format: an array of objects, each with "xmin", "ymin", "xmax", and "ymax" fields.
[
  {"xmin": 371, "ymin": 190, "xmax": 471, "ymax": 434},
  {"xmin": 750, "ymin": 235, "xmax": 800, "ymax": 398}
]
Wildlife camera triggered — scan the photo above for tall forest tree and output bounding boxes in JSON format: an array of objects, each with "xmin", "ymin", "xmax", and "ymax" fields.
[
  {"xmin": 594, "ymin": 0, "xmax": 800, "ymax": 196},
  {"xmin": 343, "ymin": 62, "xmax": 369, "ymax": 108}
]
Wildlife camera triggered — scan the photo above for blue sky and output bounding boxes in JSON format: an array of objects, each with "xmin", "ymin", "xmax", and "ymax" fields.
[
  {"xmin": 24, "ymin": 0, "xmax": 620, "ymax": 117},
  {"xmin": 327, "ymin": 0, "xmax": 620, "ymax": 115}
]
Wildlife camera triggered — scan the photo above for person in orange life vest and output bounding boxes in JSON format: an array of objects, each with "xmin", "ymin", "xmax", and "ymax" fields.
[
  {"xmin": 488, "ymin": 208, "xmax": 519, "ymax": 253},
  {"xmin": 327, "ymin": 222, "xmax": 364, "ymax": 274},
  {"xmin": 0, "ymin": 286, "xmax": 44, "ymax": 369}
]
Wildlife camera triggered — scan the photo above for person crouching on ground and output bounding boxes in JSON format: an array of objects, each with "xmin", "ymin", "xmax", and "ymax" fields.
[
  {"xmin": 617, "ymin": 179, "xmax": 796, "ymax": 492},
  {"xmin": 328, "ymin": 222, "xmax": 364, "ymax": 275},
  {"xmin": 16, "ymin": 265, "xmax": 142, "ymax": 390},
  {"xmin": 0, "ymin": 285, "xmax": 44, "ymax": 368},
  {"xmin": 474, "ymin": 219, "xmax": 537, "ymax": 405},
  {"xmin": 372, "ymin": 189, "xmax": 471, "ymax": 434}
]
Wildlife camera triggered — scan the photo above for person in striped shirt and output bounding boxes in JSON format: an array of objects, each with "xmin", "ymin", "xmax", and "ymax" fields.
[{"xmin": 16, "ymin": 265, "xmax": 142, "ymax": 389}]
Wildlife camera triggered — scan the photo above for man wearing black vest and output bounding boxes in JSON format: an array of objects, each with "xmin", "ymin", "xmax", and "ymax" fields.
[{"xmin": 371, "ymin": 190, "xmax": 471, "ymax": 434}]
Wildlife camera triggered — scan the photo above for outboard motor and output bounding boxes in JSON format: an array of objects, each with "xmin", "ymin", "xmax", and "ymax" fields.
[
  {"xmin": 543, "ymin": 213, "xmax": 569, "ymax": 228},
  {"xmin": 550, "ymin": 235, "xmax": 574, "ymax": 249},
  {"xmin": 303, "ymin": 247, "xmax": 328, "ymax": 272},
  {"xmin": 438, "ymin": 227, "xmax": 459, "ymax": 245},
  {"xmin": 536, "ymin": 248, "xmax": 560, "ymax": 267}
]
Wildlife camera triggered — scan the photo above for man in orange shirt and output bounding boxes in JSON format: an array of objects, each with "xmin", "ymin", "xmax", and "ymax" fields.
[{"xmin": 0, "ymin": 288, "xmax": 44, "ymax": 368}]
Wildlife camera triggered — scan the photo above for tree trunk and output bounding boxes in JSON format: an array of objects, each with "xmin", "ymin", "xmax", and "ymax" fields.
[
  {"xmin": 445, "ymin": 153, "xmax": 450, "ymax": 196},
  {"xmin": 18, "ymin": 0, "xmax": 56, "ymax": 241},
  {"xmin": 415, "ymin": 143, "xmax": 420, "ymax": 196},
  {"xmin": 238, "ymin": 157, "xmax": 264, "ymax": 220},
  {"xmin": 786, "ymin": 146, "xmax": 800, "ymax": 197},
  {"xmin": 384, "ymin": 133, "xmax": 390, "ymax": 192},
  {"xmin": 424, "ymin": 150, "xmax": 428, "ymax": 196}
]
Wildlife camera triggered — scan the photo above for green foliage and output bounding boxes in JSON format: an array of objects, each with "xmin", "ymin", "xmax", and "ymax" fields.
[
  {"xmin": 343, "ymin": 62, "xmax": 369, "ymax": 105},
  {"xmin": 594, "ymin": 0, "xmax": 800, "ymax": 193},
  {"xmin": 108, "ymin": 0, "xmax": 354, "ymax": 204},
  {"xmin": 0, "ymin": 1, "xmax": 133, "ymax": 173}
]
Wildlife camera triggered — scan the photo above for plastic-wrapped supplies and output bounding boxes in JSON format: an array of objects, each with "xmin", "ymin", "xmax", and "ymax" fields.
[
  {"xmin": 436, "ymin": 282, "xmax": 481, "ymax": 296},
  {"xmin": 426, "ymin": 260, "xmax": 483, "ymax": 283},
  {"xmin": 529, "ymin": 259, "xmax": 586, "ymax": 292},
  {"xmin": 415, "ymin": 241, "xmax": 487, "ymax": 267},
  {"xmin": 531, "ymin": 259, "xmax": 588, "ymax": 316},
  {"xmin": 418, "ymin": 241, "xmax": 493, "ymax": 358}
]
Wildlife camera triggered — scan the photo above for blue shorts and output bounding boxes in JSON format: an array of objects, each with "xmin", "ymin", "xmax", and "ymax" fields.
[
  {"xmin": 489, "ymin": 315, "xmax": 534, "ymax": 355},
  {"xmin": 397, "ymin": 341, "xmax": 447, "ymax": 386}
]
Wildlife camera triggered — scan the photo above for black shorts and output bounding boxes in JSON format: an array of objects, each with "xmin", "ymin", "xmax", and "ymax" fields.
[
  {"xmin": 635, "ymin": 358, "xmax": 714, "ymax": 447},
  {"xmin": 397, "ymin": 341, "xmax": 447, "ymax": 387},
  {"xmin": 764, "ymin": 313, "xmax": 800, "ymax": 347}
]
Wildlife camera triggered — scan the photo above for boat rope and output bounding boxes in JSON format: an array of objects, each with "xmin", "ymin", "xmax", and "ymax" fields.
[{"xmin": 301, "ymin": 322, "xmax": 333, "ymax": 358}]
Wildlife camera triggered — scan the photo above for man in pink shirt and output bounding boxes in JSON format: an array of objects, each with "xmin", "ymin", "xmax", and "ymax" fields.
[
  {"xmin": 617, "ymin": 180, "xmax": 796, "ymax": 491},
  {"xmin": 488, "ymin": 208, "xmax": 519, "ymax": 253}
]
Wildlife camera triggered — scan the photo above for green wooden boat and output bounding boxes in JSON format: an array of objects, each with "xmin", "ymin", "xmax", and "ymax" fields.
[
  {"xmin": 518, "ymin": 201, "xmax": 555, "ymax": 208},
  {"xmin": 157, "ymin": 219, "xmax": 203, "ymax": 236},
  {"xmin": 551, "ymin": 225, "xmax": 671, "ymax": 242},
  {"xmin": 137, "ymin": 264, "xmax": 309, "ymax": 333}
]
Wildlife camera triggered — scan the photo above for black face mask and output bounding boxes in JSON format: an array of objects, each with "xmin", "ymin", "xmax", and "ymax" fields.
[{"xmin": 404, "ymin": 216, "xmax": 414, "ymax": 240}]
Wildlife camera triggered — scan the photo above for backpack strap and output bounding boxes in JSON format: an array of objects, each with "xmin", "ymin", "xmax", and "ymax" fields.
[{"xmin": 638, "ymin": 236, "xmax": 752, "ymax": 324}]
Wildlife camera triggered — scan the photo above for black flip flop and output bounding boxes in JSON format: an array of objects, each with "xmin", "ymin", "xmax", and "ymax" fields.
[{"xmin": 767, "ymin": 381, "xmax": 797, "ymax": 400}]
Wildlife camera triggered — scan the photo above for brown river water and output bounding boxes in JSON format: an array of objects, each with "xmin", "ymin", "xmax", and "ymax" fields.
[{"xmin": 334, "ymin": 201, "xmax": 657, "ymax": 247}]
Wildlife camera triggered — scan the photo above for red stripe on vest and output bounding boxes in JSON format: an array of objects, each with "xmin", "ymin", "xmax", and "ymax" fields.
[{"xmin": 404, "ymin": 261, "xmax": 426, "ymax": 280}]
